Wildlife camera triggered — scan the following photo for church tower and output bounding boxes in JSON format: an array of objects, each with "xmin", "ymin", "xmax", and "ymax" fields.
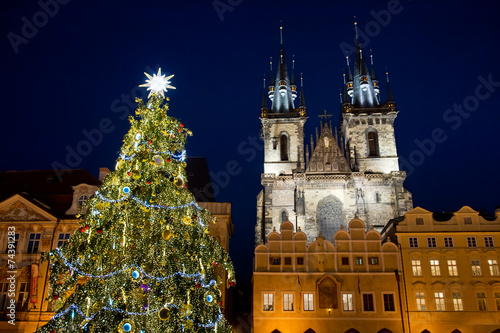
[
  {"xmin": 256, "ymin": 24, "xmax": 413, "ymax": 245},
  {"xmin": 260, "ymin": 26, "xmax": 307, "ymax": 176},
  {"xmin": 341, "ymin": 22, "xmax": 399, "ymax": 174}
]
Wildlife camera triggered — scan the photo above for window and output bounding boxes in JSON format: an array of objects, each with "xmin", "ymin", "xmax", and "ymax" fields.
[
  {"xmin": 430, "ymin": 260, "xmax": 441, "ymax": 276},
  {"xmin": 78, "ymin": 195, "xmax": 88, "ymax": 206},
  {"xmin": 284, "ymin": 257, "xmax": 292, "ymax": 265},
  {"xmin": 375, "ymin": 192, "xmax": 381, "ymax": 203},
  {"xmin": 485, "ymin": 236, "xmax": 494, "ymax": 247},
  {"xmin": 263, "ymin": 293, "xmax": 274, "ymax": 311},
  {"xmin": 464, "ymin": 216, "xmax": 472, "ymax": 224},
  {"xmin": 383, "ymin": 293, "xmax": 395, "ymax": 312},
  {"xmin": 0, "ymin": 283, "xmax": 8, "ymax": 311},
  {"xmin": 488, "ymin": 259, "xmax": 499, "ymax": 276},
  {"xmin": 416, "ymin": 217, "xmax": 424, "ymax": 225},
  {"xmin": 452, "ymin": 292, "xmax": 463, "ymax": 311},
  {"xmin": 444, "ymin": 237, "xmax": 454, "ymax": 248},
  {"xmin": 57, "ymin": 233, "xmax": 71, "ymax": 247},
  {"xmin": 27, "ymin": 233, "xmax": 41, "ymax": 254},
  {"xmin": 367, "ymin": 131, "xmax": 379, "ymax": 156},
  {"xmin": 411, "ymin": 260, "xmax": 422, "ymax": 276},
  {"xmin": 16, "ymin": 282, "xmax": 29, "ymax": 311},
  {"xmin": 342, "ymin": 293, "xmax": 354, "ymax": 311},
  {"xmin": 416, "ymin": 292, "xmax": 426, "ymax": 311},
  {"xmin": 280, "ymin": 135, "xmax": 288, "ymax": 161},
  {"xmin": 297, "ymin": 257, "xmax": 304, "ymax": 265},
  {"xmin": 427, "ymin": 237, "xmax": 436, "ymax": 248},
  {"xmin": 362, "ymin": 293, "xmax": 374, "ymax": 311},
  {"xmin": 409, "ymin": 237, "xmax": 418, "ymax": 248},
  {"xmin": 471, "ymin": 260, "xmax": 482, "ymax": 276},
  {"xmin": 281, "ymin": 210, "xmax": 287, "ymax": 222},
  {"xmin": 495, "ymin": 293, "xmax": 500, "ymax": 310},
  {"xmin": 477, "ymin": 292, "xmax": 487, "ymax": 311},
  {"xmin": 369, "ymin": 257, "xmax": 379, "ymax": 265},
  {"xmin": 303, "ymin": 293, "xmax": 314, "ymax": 311},
  {"xmin": 434, "ymin": 292, "xmax": 445, "ymax": 311},
  {"xmin": 467, "ymin": 236, "xmax": 477, "ymax": 247},
  {"xmin": 283, "ymin": 293, "xmax": 294, "ymax": 311},
  {"xmin": 271, "ymin": 258, "xmax": 280, "ymax": 265},
  {"xmin": 341, "ymin": 257, "xmax": 349, "ymax": 265},
  {"xmin": 356, "ymin": 257, "xmax": 363, "ymax": 265},
  {"xmin": 447, "ymin": 260, "xmax": 458, "ymax": 276}
]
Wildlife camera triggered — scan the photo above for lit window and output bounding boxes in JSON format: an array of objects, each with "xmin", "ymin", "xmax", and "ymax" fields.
[
  {"xmin": 409, "ymin": 237, "xmax": 418, "ymax": 248},
  {"xmin": 383, "ymin": 293, "xmax": 395, "ymax": 312},
  {"xmin": 283, "ymin": 293, "xmax": 294, "ymax": 311},
  {"xmin": 362, "ymin": 294, "xmax": 374, "ymax": 311},
  {"xmin": 434, "ymin": 292, "xmax": 445, "ymax": 311},
  {"xmin": 488, "ymin": 259, "xmax": 499, "ymax": 276},
  {"xmin": 477, "ymin": 292, "xmax": 487, "ymax": 311},
  {"xmin": 356, "ymin": 257, "xmax": 363, "ymax": 265},
  {"xmin": 485, "ymin": 236, "xmax": 494, "ymax": 248},
  {"xmin": 447, "ymin": 259, "xmax": 458, "ymax": 276},
  {"xmin": 444, "ymin": 237, "xmax": 454, "ymax": 247},
  {"xmin": 467, "ymin": 236, "xmax": 477, "ymax": 247},
  {"xmin": 452, "ymin": 292, "xmax": 463, "ymax": 311},
  {"xmin": 430, "ymin": 260, "xmax": 441, "ymax": 276},
  {"xmin": 495, "ymin": 293, "xmax": 500, "ymax": 311},
  {"xmin": 342, "ymin": 293, "xmax": 354, "ymax": 311},
  {"xmin": 427, "ymin": 237, "xmax": 436, "ymax": 248},
  {"xmin": 303, "ymin": 293, "xmax": 314, "ymax": 311},
  {"xmin": 78, "ymin": 195, "xmax": 88, "ymax": 206},
  {"xmin": 16, "ymin": 283, "xmax": 30, "ymax": 311},
  {"xmin": 27, "ymin": 233, "xmax": 41, "ymax": 254},
  {"xmin": 411, "ymin": 260, "xmax": 422, "ymax": 276},
  {"xmin": 57, "ymin": 233, "xmax": 71, "ymax": 247},
  {"xmin": 471, "ymin": 260, "xmax": 482, "ymax": 276},
  {"xmin": 416, "ymin": 292, "xmax": 426, "ymax": 311},
  {"xmin": 263, "ymin": 293, "xmax": 273, "ymax": 311},
  {"xmin": 369, "ymin": 257, "xmax": 379, "ymax": 265}
]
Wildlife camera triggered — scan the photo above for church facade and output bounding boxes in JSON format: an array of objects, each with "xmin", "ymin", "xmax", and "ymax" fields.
[{"xmin": 255, "ymin": 28, "xmax": 413, "ymax": 245}]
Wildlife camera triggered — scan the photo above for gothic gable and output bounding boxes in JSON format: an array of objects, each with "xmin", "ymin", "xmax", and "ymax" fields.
[
  {"xmin": 306, "ymin": 123, "xmax": 350, "ymax": 174},
  {"xmin": 0, "ymin": 194, "xmax": 56, "ymax": 222}
]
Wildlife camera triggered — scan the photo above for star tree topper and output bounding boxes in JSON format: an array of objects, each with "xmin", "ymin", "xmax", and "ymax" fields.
[{"xmin": 139, "ymin": 68, "xmax": 176, "ymax": 98}]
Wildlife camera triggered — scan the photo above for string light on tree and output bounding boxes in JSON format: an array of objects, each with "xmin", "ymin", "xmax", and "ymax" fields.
[{"xmin": 36, "ymin": 69, "xmax": 235, "ymax": 333}]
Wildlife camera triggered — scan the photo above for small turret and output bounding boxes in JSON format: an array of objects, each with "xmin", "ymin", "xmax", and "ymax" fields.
[{"xmin": 291, "ymin": 55, "xmax": 297, "ymax": 101}]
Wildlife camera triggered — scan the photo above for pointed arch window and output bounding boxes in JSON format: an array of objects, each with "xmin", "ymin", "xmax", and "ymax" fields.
[
  {"xmin": 367, "ymin": 130, "xmax": 379, "ymax": 157},
  {"xmin": 281, "ymin": 210, "xmax": 287, "ymax": 222},
  {"xmin": 280, "ymin": 134, "xmax": 288, "ymax": 161}
]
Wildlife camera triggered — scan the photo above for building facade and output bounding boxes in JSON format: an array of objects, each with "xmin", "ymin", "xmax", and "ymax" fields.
[
  {"xmin": 253, "ymin": 217, "xmax": 403, "ymax": 333},
  {"xmin": 382, "ymin": 206, "xmax": 500, "ymax": 333},
  {"xmin": 255, "ymin": 28, "xmax": 412, "ymax": 245}
]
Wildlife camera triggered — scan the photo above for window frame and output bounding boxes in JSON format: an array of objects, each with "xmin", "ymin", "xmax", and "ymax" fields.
[
  {"xmin": 444, "ymin": 236, "xmax": 454, "ymax": 248},
  {"xmin": 484, "ymin": 236, "xmax": 494, "ymax": 248},
  {"xmin": 447, "ymin": 259, "xmax": 458, "ymax": 277},
  {"xmin": 27, "ymin": 233, "xmax": 41, "ymax": 254},
  {"xmin": 342, "ymin": 292, "xmax": 355, "ymax": 312},
  {"xmin": 382, "ymin": 293, "xmax": 396, "ymax": 312},
  {"xmin": 467, "ymin": 236, "xmax": 477, "ymax": 248},
  {"xmin": 362, "ymin": 293, "xmax": 375, "ymax": 312},
  {"xmin": 409, "ymin": 237, "xmax": 418, "ymax": 248},
  {"xmin": 57, "ymin": 233, "xmax": 71, "ymax": 248},
  {"xmin": 430, "ymin": 259, "xmax": 441, "ymax": 276},
  {"xmin": 471, "ymin": 259, "xmax": 482, "ymax": 276},
  {"xmin": 452, "ymin": 292, "xmax": 463, "ymax": 311},
  {"xmin": 283, "ymin": 293, "xmax": 294, "ymax": 311},
  {"xmin": 488, "ymin": 259, "xmax": 499, "ymax": 276},
  {"xmin": 303, "ymin": 292, "xmax": 315, "ymax": 312},
  {"xmin": 263, "ymin": 292, "xmax": 274, "ymax": 311},
  {"xmin": 434, "ymin": 291, "xmax": 445, "ymax": 311},
  {"xmin": 415, "ymin": 291, "xmax": 426, "ymax": 311},
  {"xmin": 411, "ymin": 259, "xmax": 422, "ymax": 276},
  {"xmin": 477, "ymin": 292, "xmax": 487, "ymax": 311}
]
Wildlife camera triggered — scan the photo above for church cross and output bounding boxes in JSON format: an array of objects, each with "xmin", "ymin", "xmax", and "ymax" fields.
[{"xmin": 318, "ymin": 109, "xmax": 332, "ymax": 121}]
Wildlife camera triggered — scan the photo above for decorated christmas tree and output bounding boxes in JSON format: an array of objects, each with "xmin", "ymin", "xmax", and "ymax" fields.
[{"xmin": 38, "ymin": 69, "xmax": 235, "ymax": 333}]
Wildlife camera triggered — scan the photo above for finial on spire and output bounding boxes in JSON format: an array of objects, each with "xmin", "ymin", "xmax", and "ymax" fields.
[
  {"xmin": 263, "ymin": 77, "xmax": 266, "ymax": 88},
  {"xmin": 343, "ymin": 73, "xmax": 346, "ymax": 84},
  {"xmin": 386, "ymin": 69, "xmax": 390, "ymax": 82},
  {"xmin": 339, "ymin": 90, "xmax": 342, "ymax": 103},
  {"xmin": 300, "ymin": 73, "xmax": 303, "ymax": 87},
  {"xmin": 270, "ymin": 57, "xmax": 273, "ymax": 71},
  {"xmin": 346, "ymin": 55, "xmax": 350, "ymax": 67},
  {"xmin": 370, "ymin": 49, "xmax": 374, "ymax": 65},
  {"xmin": 280, "ymin": 23, "xmax": 283, "ymax": 45},
  {"xmin": 292, "ymin": 55, "xmax": 295, "ymax": 69},
  {"xmin": 354, "ymin": 16, "xmax": 359, "ymax": 41}
]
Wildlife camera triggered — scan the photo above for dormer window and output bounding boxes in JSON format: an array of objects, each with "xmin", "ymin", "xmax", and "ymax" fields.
[{"xmin": 78, "ymin": 195, "xmax": 88, "ymax": 207}]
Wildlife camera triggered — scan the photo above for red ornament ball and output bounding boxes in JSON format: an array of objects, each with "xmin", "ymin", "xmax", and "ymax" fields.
[
  {"xmin": 193, "ymin": 215, "xmax": 197, "ymax": 220},
  {"xmin": 50, "ymin": 330, "xmax": 56, "ymax": 333},
  {"xmin": 148, "ymin": 140, "xmax": 152, "ymax": 144},
  {"xmin": 230, "ymin": 282, "xmax": 235, "ymax": 287},
  {"xmin": 127, "ymin": 172, "xmax": 131, "ymax": 176},
  {"xmin": 97, "ymin": 228, "xmax": 103, "ymax": 234},
  {"xmin": 80, "ymin": 227, "xmax": 85, "ymax": 233},
  {"xmin": 180, "ymin": 123, "xmax": 184, "ymax": 127},
  {"xmin": 147, "ymin": 181, "xmax": 151, "ymax": 184},
  {"xmin": 166, "ymin": 158, "xmax": 171, "ymax": 163},
  {"xmin": 213, "ymin": 262, "xmax": 217, "ymax": 266},
  {"xmin": 178, "ymin": 129, "xmax": 182, "ymax": 133},
  {"xmin": 85, "ymin": 225, "xmax": 90, "ymax": 230},
  {"xmin": 196, "ymin": 283, "xmax": 201, "ymax": 289},
  {"xmin": 53, "ymin": 294, "xmax": 59, "ymax": 300}
]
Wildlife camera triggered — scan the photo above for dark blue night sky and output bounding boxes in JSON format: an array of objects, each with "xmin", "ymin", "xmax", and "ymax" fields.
[{"xmin": 2, "ymin": 0, "xmax": 500, "ymax": 282}]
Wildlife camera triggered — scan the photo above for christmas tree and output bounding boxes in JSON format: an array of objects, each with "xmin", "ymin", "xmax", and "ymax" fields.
[{"xmin": 38, "ymin": 69, "xmax": 235, "ymax": 333}]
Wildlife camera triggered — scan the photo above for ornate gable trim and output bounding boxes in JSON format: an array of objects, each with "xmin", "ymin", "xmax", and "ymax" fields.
[{"xmin": 0, "ymin": 194, "xmax": 56, "ymax": 222}]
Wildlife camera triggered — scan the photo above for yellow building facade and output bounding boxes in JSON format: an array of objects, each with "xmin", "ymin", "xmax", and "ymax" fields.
[
  {"xmin": 253, "ymin": 217, "xmax": 404, "ymax": 333},
  {"xmin": 382, "ymin": 206, "xmax": 500, "ymax": 333}
]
